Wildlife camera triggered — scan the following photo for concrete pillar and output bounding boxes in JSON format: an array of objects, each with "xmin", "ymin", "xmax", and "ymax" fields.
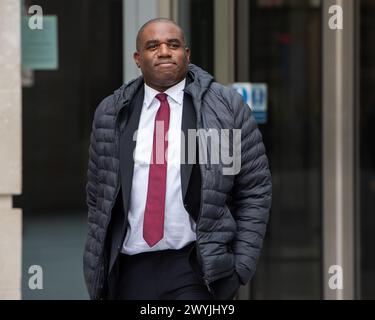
[
  {"xmin": 0, "ymin": 0, "xmax": 23, "ymax": 300},
  {"xmin": 323, "ymin": 0, "xmax": 356, "ymax": 299},
  {"xmin": 123, "ymin": 0, "xmax": 159, "ymax": 83},
  {"xmin": 214, "ymin": 0, "xmax": 235, "ymax": 85},
  {"xmin": 123, "ymin": 0, "xmax": 175, "ymax": 83}
]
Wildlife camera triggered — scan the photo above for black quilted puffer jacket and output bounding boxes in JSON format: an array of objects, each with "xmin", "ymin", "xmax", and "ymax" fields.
[{"xmin": 83, "ymin": 64, "xmax": 272, "ymax": 299}]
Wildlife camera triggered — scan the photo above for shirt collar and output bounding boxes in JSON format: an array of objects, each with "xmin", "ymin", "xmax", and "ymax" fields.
[{"xmin": 144, "ymin": 78, "xmax": 186, "ymax": 109}]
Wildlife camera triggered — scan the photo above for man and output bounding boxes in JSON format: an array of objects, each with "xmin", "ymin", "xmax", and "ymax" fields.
[{"xmin": 83, "ymin": 18, "xmax": 272, "ymax": 300}]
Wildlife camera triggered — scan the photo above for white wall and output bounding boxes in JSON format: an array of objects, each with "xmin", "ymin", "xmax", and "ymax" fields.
[{"xmin": 0, "ymin": 0, "xmax": 22, "ymax": 300}]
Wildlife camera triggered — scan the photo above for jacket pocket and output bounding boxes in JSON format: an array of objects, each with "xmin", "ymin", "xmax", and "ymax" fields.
[{"xmin": 223, "ymin": 205, "xmax": 237, "ymax": 236}]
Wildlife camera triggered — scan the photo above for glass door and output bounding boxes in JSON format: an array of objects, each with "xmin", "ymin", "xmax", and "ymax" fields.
[
  {"xmin": 236, "ymin": 0, "xmax": 323, "ymax": 299},
  {"xmin": 18, "ymin": 0, "xmax": 123, "ymax": 299}
]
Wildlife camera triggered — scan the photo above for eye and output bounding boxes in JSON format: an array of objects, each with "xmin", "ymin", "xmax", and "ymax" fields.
[
  {"xmin": 168, "ymin": 43, "xmax": 180, "ymax": 49},
  {"xmin": 147, "ymin": 43, "xmax": 159, "ymax": 50}
]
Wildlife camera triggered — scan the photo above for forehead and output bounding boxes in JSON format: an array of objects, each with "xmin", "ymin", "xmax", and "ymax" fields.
[{"xmin": 139, "ymin": 22, "xmax": 183, "ymax": 43}]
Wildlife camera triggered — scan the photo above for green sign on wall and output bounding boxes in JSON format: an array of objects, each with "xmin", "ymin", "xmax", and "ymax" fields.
[{"xmin": 22, "ymin": 15, "xmax": 58, "ymax": 70}]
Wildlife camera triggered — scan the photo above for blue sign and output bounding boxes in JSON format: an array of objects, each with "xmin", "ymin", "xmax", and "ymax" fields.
[{"xmin": 232, "ymin": 83, "xmax": 268, "ymax": 124}]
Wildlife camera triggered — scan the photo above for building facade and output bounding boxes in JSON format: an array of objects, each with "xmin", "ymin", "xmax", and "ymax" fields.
[{"xmin": 0, "ymin": 0, "xmax": 374, "ymax": 300}]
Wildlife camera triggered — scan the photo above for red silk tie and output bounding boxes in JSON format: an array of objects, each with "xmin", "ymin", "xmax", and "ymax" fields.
[{"xmin": 143, "ymin": 93, "xmax": 170, "ymax": 247}]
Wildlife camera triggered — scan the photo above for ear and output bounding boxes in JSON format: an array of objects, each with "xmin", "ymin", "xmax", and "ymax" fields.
[
  {"xmin": 133, "ymin": 52, "xmax": 140, "ymax": 68},
  {"xmin": 185, "ymin": 47, "xmax": 191, "ymax": 64}
]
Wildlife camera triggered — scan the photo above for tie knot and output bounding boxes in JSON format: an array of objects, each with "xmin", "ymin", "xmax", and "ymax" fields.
[{"xmin": 156, "ymin": 93, "xmax": 168, "ymax": 103}]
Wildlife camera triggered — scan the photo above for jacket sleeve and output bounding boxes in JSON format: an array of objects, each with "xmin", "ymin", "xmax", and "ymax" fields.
[
  {"xmin": 83, "ymin": 103, "xmax": 103, "ymax": 299},
  {"xmin": 230, "ymin": 90, "xmax": 272, "ymax": 285},
  {"xmin": 86, "ymin": 96, "xmax": 112, "ymax": 216}
]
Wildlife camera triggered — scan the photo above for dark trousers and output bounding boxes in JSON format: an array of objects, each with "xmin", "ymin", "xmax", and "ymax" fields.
[{"xmin": 114, "ymin": 243, "xmax": 212, "ymax": 300}]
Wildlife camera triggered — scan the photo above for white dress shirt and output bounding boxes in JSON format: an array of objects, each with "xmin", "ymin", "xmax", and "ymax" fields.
[{"xmin": 121, "ymin": 78, "xmax": 197, "ymax": 255}]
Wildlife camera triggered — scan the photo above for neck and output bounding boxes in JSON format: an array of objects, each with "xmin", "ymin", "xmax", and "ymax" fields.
[{"xmin": 144, "ymin": 77, "xmax": 186, "ymax": 92}]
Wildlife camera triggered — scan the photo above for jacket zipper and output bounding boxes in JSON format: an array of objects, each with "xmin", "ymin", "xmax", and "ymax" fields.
[{"xmin": 200, "ymin": 111, "xmax": 212, "ymax": 171}]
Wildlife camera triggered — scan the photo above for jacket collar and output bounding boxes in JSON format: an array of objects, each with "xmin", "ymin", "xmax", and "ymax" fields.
[{"xmin": 113, "ymin": 63, "xmax": 214, "ymax": 117}]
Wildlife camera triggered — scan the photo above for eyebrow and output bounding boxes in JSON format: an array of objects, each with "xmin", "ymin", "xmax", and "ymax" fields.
[{"xmin": 145, "ymin": 38, "xmax": 182, "ymax": 46}]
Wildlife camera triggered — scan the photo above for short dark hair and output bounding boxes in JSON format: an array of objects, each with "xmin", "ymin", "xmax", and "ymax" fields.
[{"xmin": 136, "ymin": 18, "xmax": 186, "ymax": 51}]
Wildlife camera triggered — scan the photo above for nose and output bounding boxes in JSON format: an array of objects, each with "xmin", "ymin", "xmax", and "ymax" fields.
[{"xmin": 157, "ymin": 43, "xmax": 172, "ymax": 57}]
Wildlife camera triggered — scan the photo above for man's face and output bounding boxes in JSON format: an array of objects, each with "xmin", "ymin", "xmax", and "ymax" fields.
[{"xmin": 134, "ymin": 21, "xmax": 190, "ymax": 92}]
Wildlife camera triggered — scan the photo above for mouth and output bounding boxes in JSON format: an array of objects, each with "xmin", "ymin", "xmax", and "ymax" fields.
[{"xmin": 155, "ymin": 62, "xmax": 176, "ymax": 67}]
